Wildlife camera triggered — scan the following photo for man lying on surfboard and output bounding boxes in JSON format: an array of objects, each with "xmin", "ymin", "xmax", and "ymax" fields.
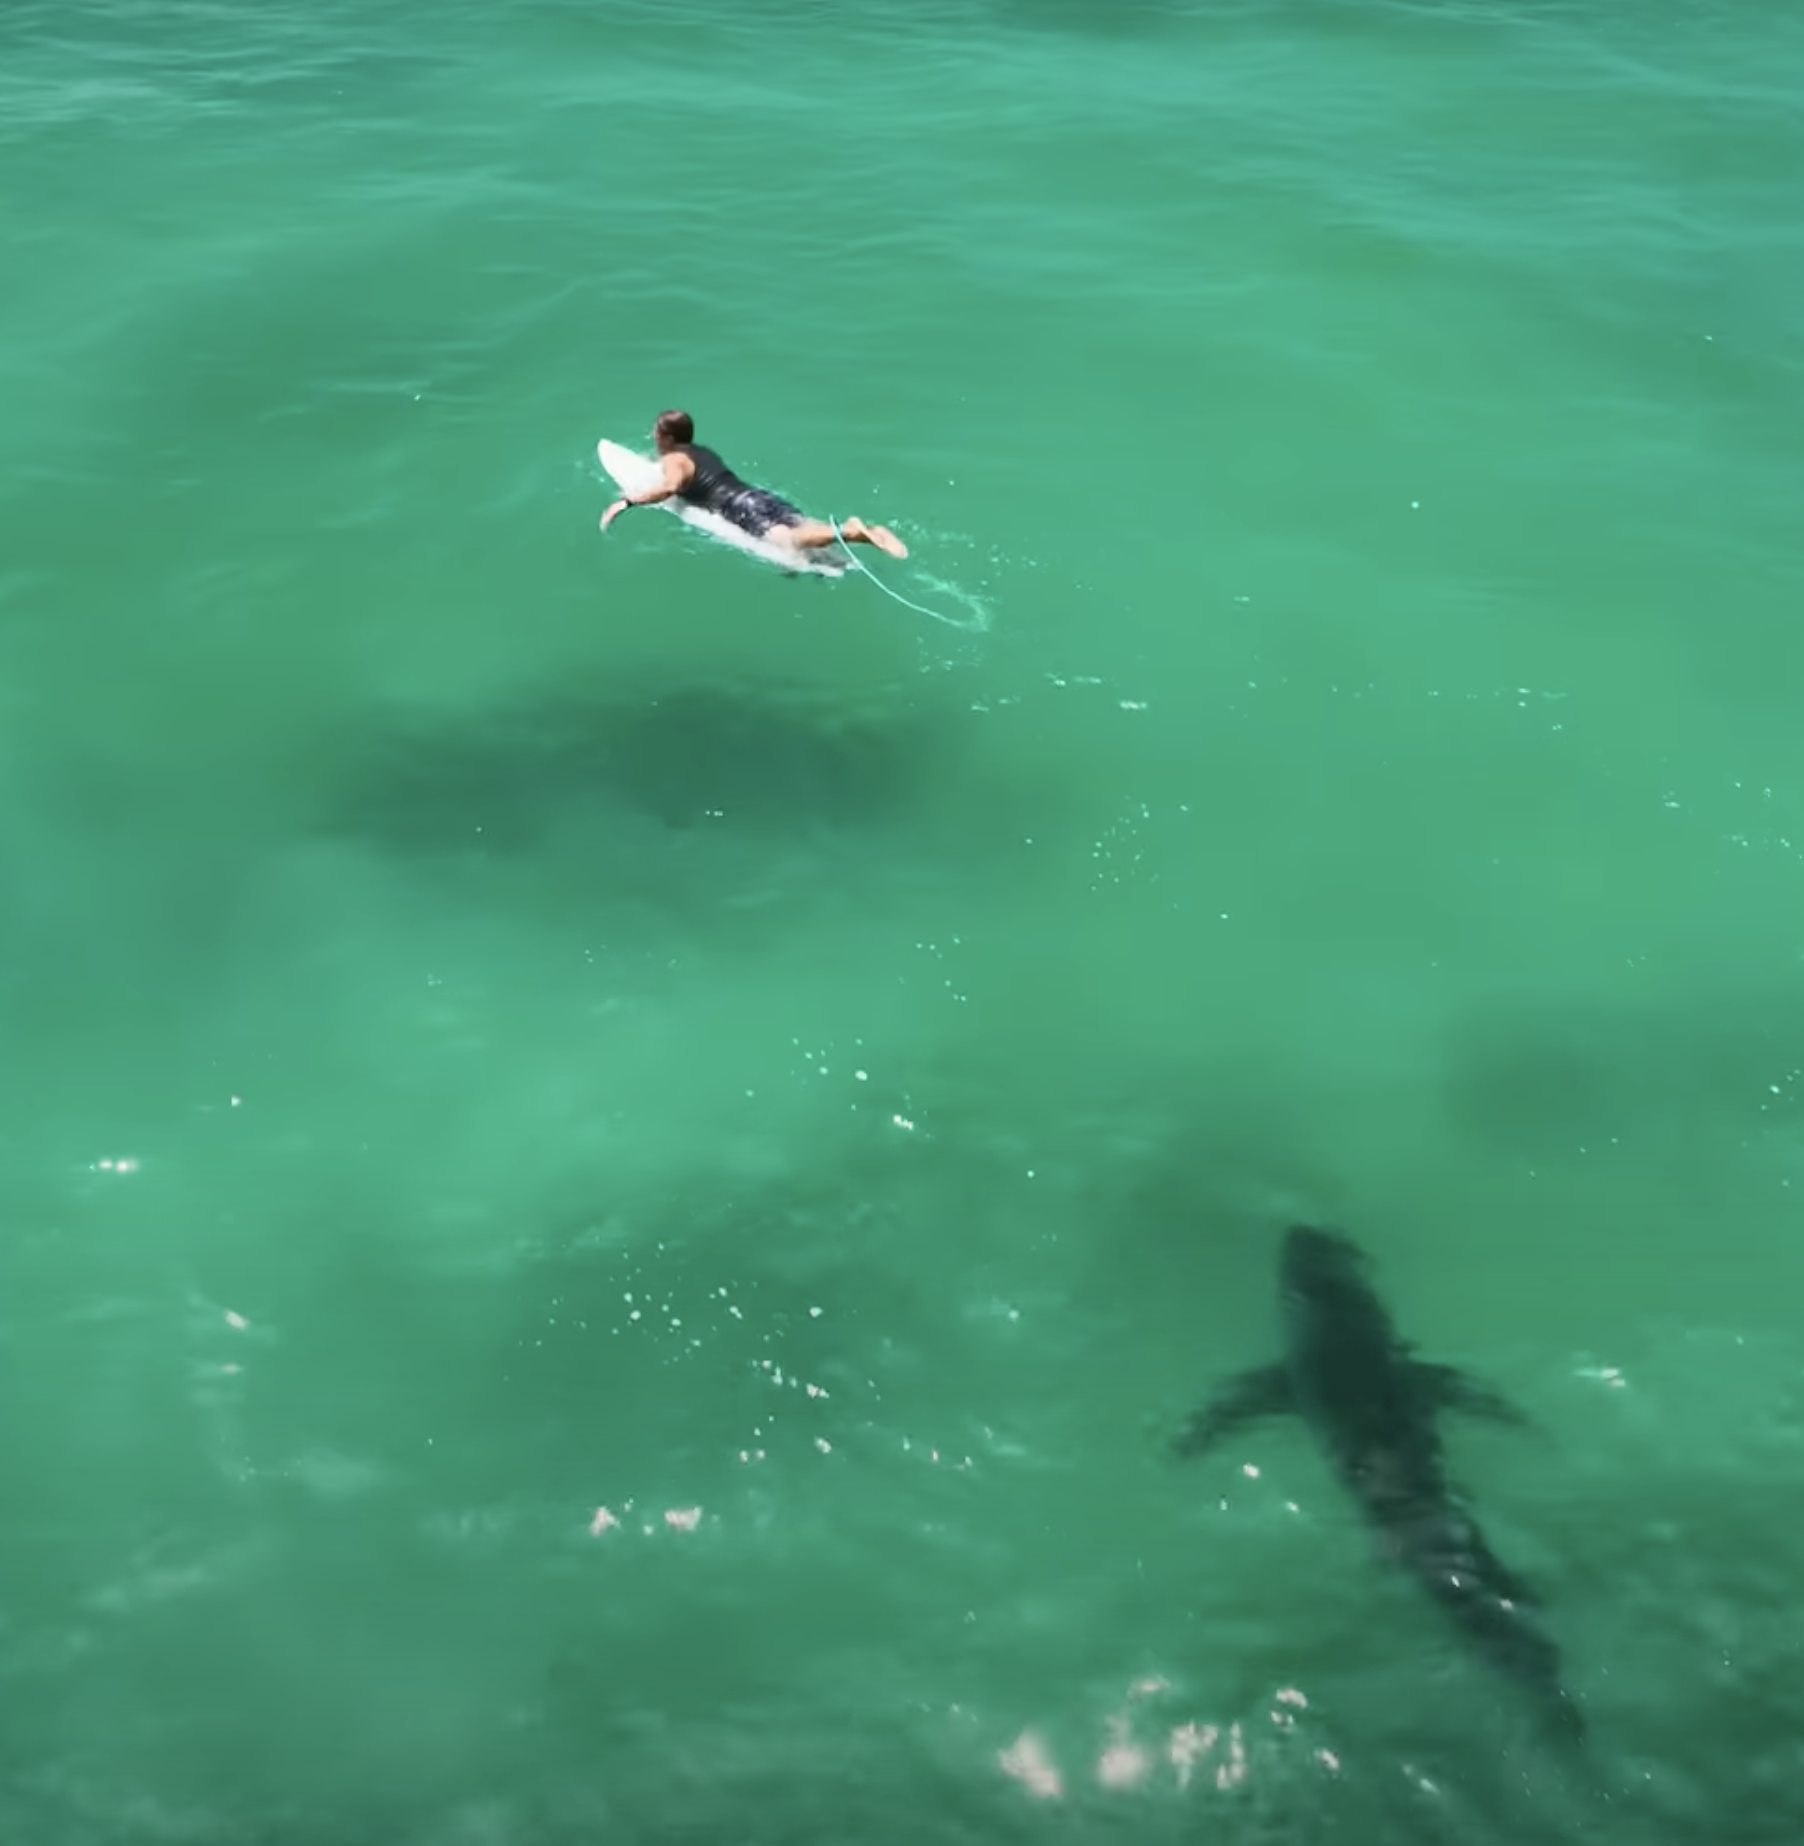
[{"xmin": 599, "ymin": 409, "xmax": 908, "ymax": 560}]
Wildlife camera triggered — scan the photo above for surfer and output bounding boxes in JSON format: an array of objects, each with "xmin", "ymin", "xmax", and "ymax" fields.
[{"xmin": 600, "ymin": 410, "xmax": 908, "ymax": 559}]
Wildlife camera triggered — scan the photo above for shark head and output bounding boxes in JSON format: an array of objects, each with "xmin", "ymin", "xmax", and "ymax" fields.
[
  {"xmin": 1278, "ymin": 1225, "xmax": 1387, "ymax": 1349},
  {"xmin": 1280, "ymin": 1225, "xmax": 1368, "ymax": 1294}
]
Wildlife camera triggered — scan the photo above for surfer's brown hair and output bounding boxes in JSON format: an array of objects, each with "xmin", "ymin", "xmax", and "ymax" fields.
[{"xmin": 654, "ymin": 408, "xmax": 694, "ymax": 448}]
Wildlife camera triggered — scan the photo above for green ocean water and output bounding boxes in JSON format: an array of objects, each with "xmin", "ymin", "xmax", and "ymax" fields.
[{"xmin": 3, "ymin": 0, "xmax": 1803, "ymax": 1837}]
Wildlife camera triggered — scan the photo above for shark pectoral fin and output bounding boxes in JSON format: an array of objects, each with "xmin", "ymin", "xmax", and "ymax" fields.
[
  {"xmin": 1418, "ymin": 1362, "xmax": 1535, "ymax": 1431},
  {"xmin": 1171, "ymin": 1362, "xmax": 1294, "ymax": 1460}
]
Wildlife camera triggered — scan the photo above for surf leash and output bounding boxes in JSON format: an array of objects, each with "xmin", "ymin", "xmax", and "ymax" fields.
[{"xmin": 830, "ymin": 520, "xmax": 982, "ymax": 630}]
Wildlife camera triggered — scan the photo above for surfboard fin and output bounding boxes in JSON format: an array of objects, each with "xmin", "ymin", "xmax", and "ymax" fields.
[{"xmin": 1172, "ymin": 1363, "xmax": 1295, "ymax": 1459}]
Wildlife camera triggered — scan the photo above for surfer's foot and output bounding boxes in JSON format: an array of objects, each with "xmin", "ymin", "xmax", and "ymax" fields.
[{"xmin": 841, "ymin": 517, "xmax": 909, "ymax": 560}]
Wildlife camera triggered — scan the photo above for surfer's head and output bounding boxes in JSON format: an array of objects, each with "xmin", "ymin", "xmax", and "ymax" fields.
[{"xmin": 653, "ymin": 409, "xmax": 694, "ymax": 452}]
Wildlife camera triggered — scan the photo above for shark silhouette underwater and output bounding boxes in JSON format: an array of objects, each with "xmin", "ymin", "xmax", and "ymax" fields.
[{"xmin": 1175, "ymin": 1225, "xmax": 1584, "ymax": 1743}]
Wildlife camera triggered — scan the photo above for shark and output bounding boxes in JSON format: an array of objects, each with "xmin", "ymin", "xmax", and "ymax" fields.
[{"xmin": 1175, "ymin": 1225, "xmax": 1583, "ymax": 1743}]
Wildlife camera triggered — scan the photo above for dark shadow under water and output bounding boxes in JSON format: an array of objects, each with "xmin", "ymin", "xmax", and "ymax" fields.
[{"xmin": 327, "ymin": 677, "xmax": 949, "ymax": 856}]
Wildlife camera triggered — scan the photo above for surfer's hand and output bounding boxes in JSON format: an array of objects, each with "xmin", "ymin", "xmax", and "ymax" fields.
[{"xmin": 600, "ymin": 498, "xmax": 629, "ymax": 532}]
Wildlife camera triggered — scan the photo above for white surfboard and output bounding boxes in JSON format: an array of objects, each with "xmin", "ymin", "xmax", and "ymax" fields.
[{"xmin": 598, "ymin": 439, "xmax": 847, "ymax": 577}]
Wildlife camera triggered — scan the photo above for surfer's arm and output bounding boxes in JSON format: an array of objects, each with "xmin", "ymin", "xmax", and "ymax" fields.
[{"xmin": 600, "ymin": 453, "xmax": 691, "ymax": 531}]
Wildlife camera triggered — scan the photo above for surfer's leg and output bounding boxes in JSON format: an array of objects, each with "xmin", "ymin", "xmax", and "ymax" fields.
[
  {"xmin": 840, "ymin": 517, "xmax": 909, "ymax": 559},
  {"xmin": 780, "ymin": 516, "xmax": 909, "ymax": 560}
]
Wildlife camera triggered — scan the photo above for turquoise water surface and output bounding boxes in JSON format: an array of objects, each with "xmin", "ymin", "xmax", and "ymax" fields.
[{"xmin": 4, "ymin": 1, "xmax": 1804, "ymax": 1839}]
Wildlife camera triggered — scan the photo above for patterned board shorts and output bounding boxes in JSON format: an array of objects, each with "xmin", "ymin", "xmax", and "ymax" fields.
[{"xmin": 715, "ymin": 485, "xmax": 804, "ymax": 537}]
